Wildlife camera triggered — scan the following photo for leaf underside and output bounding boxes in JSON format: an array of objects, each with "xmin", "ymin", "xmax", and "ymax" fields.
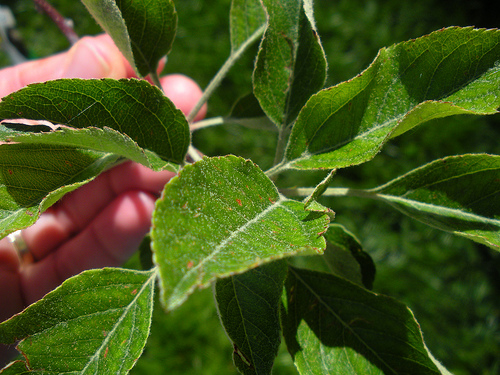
[
  {"xmin": 215, "ymin": 260, "xmax": 287, "ymax": 375},
  {"xmin": 0, "ymin": 144, "xmax": 119, "ymax": 238},
  {"xmin": 371, "ymin": 153, "xmax": 500, "ymax": 250}
]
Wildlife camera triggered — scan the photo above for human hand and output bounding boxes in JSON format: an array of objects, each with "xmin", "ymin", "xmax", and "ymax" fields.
[{"xmin": 0, "ymin": 35, "xmax": 205, "ymax": 325}]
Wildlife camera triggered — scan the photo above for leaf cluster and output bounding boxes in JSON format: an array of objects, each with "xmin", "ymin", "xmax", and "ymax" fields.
[{"xmin": 0, "ymin": 0, "xmax": 499, "ymax": 374}]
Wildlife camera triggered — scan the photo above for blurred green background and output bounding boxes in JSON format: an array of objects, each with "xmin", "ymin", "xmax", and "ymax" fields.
[{"xmin": 1, "ymin": 0, "xmax": 499, "ymax": 374}]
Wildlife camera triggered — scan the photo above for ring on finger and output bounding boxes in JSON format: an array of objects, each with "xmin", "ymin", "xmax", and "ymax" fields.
[{"xmin": 8, "ymin": 230, "xmax": 34, "ymax": 265}]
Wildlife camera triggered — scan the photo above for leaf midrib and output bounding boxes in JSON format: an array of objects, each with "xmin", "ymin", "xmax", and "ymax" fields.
[
  {"xmin": 80, "ymin": 270, "xmax": 155, "ymax": 374},
  {"xmin": 178, "ymin": 194, "xmax": 289, "ymax": 287}
]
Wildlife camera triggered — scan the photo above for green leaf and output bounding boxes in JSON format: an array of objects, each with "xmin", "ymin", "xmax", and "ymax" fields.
[
  {"xmin": 0, "ymin": 361, "xmax": 30, "ymax": 374},
  {"xmin": 303, "ymin": 170, "xmax": 335, "ymax": 210},
  {"xmin": 81, "ymin": 0, "xmax": 177, "ymax": 76},
  {"xmin": 369, "ymin": 153, "xmax": 500, "ymax": 251},
  {"xmin": 80, "ymin": 0, "xmax": 135, "ymax": 72},
  {"xmin": 230, "ymin": 0, "xmax": 266, "ymax": 54},
  {"xmin": 253, "ymin": 0, "xmax": 327, "ymax": 128},
  {"xmin": 0, "ymin": 145, "xmax": 119, "ymax": 238},
  {"xmin": 0, "ymin": 268, "xmax": 156, "ymax": 374},
  {"xmin": 324, "ymin": 224, "xmax": 376, "ymax": 289},
  {"xmin": 0, "ymin": 124, "xmax": 175, "ymax": 172},
  {"xmin": 215, "ymin": 260, "xmax": 287, "ymax": 375},
  {"xmin": 151, "ymin": 155, "xmax": 330, "ymax": 311},
  {"xmin": 425, "ymin": 346, "xmax": 454, "ymax": 375},
  {"xmin": 285, "ymin": 27, "xmax": 500, "ymax": 170},
  {"xmin": 281, "ymin": 266, "xmax": 441, "ymax": 374},
  {"xmin": 115, "ymin": 0, "xmax": 177, "ymax": 76},
  {"xmin": 0, "ymin": 78, "xmax": 190, "ymax": 164},
  {"xmin": 287, "ymin": 224, "xmax": 375, "ymax": 290}
]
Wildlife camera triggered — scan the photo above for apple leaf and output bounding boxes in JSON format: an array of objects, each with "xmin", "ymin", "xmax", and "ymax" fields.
[
  {"xmin": 281, "ymin": 266, "xmax": 442, "ymax": 374},
  {"xmin": 0, "ymin": 78, "xmax": 190, "ymax": 164},
  {"xmin": 0, "ymin": 268, "xmax": 156, "ymax": 374},
  {"xmin": 215, "ymin": 260, "xmax": 287, "ymax": 375},
  {"xmin": 369, "ymin": 153, "xmax": 500, "ymax": 251},
  {"xmin": 0, "ymin": 124, "xmax": 175, "ymax": 172},
  {"xmin": 0, "ymin": 145, "xmax": 119, "ymax": 238},
  {"xmin": 253, "ymin": 0, "xmax": 327, "ymax": 128},
  {"xmin": 323, "ymin": 224, "xmax": 376, "ymax": 289},
  {"xmin": 285, "ymin": 27, "xmax": 500, "ymax": 170},
  {"xmin": 80, "ymin": 0, "xmax": 135, "ymax": 72},
  {"xmin": 151, "ymin": 155, "xmax": 331, "ymax": 311},
  {"xmin": 225, "ymin": 93, "xmax": 276, "ymax": 131},
  {"xmin": 230, "ymin": 0, "xmax": 266, "ymax": 54},
  {"xmin": 0, "ymin": 361, "xmax": 29, "ymax": 374},
  {"xmin": 81, "ymin": 0, "xmax": 177, "ymax": 76}
]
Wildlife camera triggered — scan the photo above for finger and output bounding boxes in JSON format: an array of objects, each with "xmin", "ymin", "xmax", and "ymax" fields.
[
  {"xmin": 0, "ymin": 237, "xmax": 20, "ymax": 272},
  {"xmin": 0, "ymin": 34, "xmax": 134, "ymax": 98},
  {"xmin": 20, "ymin": 189, "xmax": 157, "ymax": 305},
  {"xmin": 0, "ymin": 270, "xmax": 23, "ymax": 322},
  {"xmin": 161, "ymin": 74, "xmax": 207, "ymax": 121},
  {"xmin": 21, "ymin": 162, "xmax": 174, "ymax": 260}
]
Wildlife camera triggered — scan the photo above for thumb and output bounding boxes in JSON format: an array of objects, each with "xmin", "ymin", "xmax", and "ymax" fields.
[
  {"xmin": 0, "ymin": 34, "xmax": 134, "ymax": 98},
  {"xmin": 60, "ymin": 34, "xmax": 136, "ymax": 79}
]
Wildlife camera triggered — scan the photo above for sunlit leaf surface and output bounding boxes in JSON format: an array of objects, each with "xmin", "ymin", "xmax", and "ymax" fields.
[
  {"xmin": 0, "ymin": 360, "xmax": 29, "ymax": 374},
  {"xmin": 285, "ymin": 27, "xmax": 500, "ymax": 170},
  {"xmin": 0, "ymin": 268, "xmax": 156, "ymax": 374},
  {"xmin": 152, "ymin": 156, "xmax": 331, "ymax": 311}
]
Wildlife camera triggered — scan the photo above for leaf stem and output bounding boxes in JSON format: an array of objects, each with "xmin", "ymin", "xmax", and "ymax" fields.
[
  {"xmin": 265, "ymin": 161, "xmax": 288, "ymax": 179},
  {"xmin": 190, "ymin": 116, "xmax": 225, "ymax": 131},
  {"xmin": 272, "ymin": 126, "xmax": 291, "ymax": 168},
  {"xmin": 149, "ymin": 71, "xmax": 164, "ymax": 93},
  {"xmin": 187, "ymin": 145, "xmax": 203, "ymax": 163},
  {"xmin": 33, "ymin": 0, "xmax": 79, "ymax": 45},
  {"xmin": 186, "ymin": 24, "xmax": 266, "ymax": 123},
  {"xmin": 279, "ymin": 187, "xmax": 378, "ymax": 200}
]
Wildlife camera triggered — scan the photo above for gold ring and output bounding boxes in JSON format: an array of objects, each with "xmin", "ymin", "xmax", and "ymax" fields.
[{"xmin": 8, "ymin": 230, "xmax": 34, "ymax": 265}]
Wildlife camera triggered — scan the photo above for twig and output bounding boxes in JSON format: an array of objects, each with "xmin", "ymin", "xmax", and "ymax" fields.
[
  {"xmin": 32, "ymin": 0, "xmax": 78, "ymax": 45},
  {"xmin": 186, "ymin": 24, "xmax": 266, "ymax": 123}
]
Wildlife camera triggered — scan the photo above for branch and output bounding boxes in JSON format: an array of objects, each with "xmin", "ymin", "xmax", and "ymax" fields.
[{"xmin": 32, "ymin": 0, "xmax": 78, "ymax": 45}]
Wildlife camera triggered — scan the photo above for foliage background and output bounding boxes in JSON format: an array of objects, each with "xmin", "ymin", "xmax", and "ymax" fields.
[{"xmin": 1, "ymin": 0, "xmax": 499, "ymax": 374}]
